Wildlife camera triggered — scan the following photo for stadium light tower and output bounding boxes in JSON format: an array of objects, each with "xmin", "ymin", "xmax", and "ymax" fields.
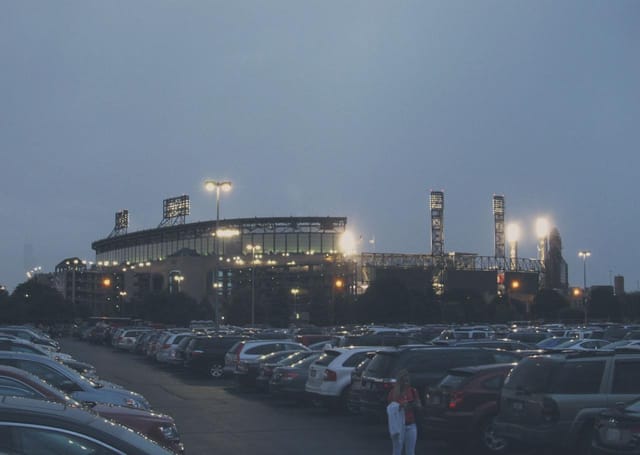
[
  {"xmin": 204, "ymin": 179, "xmax": 233, "ymax": 327},
  {"xmin": 506, "ymin": 222, "xmax": 520, "ymax": 270}
]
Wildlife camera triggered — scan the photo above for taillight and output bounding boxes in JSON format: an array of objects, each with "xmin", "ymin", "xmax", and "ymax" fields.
[
  {"xmin": 324, "ymin": 369, "xmax": 337, "ymax": 381},
  {"xmin": 382, "ymin": 381, "xmax": 394, "ymax": 390},
  {"xmin": 162, "ymin": 344, "xmax": 170, "ymax": 349},
  {"xmin": 629, "ymin": 425, "xmax": 640, "ymax": 436},
  {"xmin": 448, "ymin": 391, "xmax": 465, "ymax": 410},
  {"xmin": 192, "ymin": 350, "xmax": 203, "ymax": 357},
  {"xmin": 541, "ymin": 397, "xmax": 559, "ymax": 422},
  {"xmin": 283, "ymin": 371, "xmax": 299, "ymax": 380}
]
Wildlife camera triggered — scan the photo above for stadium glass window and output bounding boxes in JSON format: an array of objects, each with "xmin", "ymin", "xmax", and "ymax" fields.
[
  {"xmin": 309, "ymin": 233, "xmax": 322, "ymax": 253},
  {"xmin": 263, "ymin": 233, "xmax": 275, "ymax": 254},
  {"xmin": 286, "ymin": 233, "xmax": 299, "ymax": 253},
  {"xmin": 275, "ymin": 234, "xmax": 286, "ymax": 254}
]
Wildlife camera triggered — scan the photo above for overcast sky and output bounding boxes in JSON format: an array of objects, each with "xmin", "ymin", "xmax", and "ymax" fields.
[{"xmin": 1, "ymin": 1, "xmax": 639, "ymax": 292}]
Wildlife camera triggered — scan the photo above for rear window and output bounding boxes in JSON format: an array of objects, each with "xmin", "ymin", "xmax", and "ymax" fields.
[
  {"xmin": 364, "ymin": 352, "xmax": 397, "ymax": 378},
  {"xmin": 504, "ymin": 357, "xmax": 557, "ymax": 393},
  {"xmin": 315, "ymin": 351, "xmax": 340, "ymax": 367},
  {"xmin": 437, "ymin": 372, "xmax": 472, "ymax": 390}
]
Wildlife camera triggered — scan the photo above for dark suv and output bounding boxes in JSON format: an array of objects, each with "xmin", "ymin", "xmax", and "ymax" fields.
[
  {"xmin": 183, "ymin": 335, "xmax": 245, "ymax": 378},
  {"xmin": 495, "ymin": 351, "xmax": 640, "ymax": 453},
  {"xmin": 424, "ymin": 363, "xmax": 516, "ymax": 454},
  {"xmin": 359, "ymin": 346, "xmax": 519, "ymax": 420}
]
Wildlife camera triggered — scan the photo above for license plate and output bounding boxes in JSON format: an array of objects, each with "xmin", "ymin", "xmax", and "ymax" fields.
[
  {"xmin": 431, "ymin": 395, "xmax": 441, "ymax": 405},
  {"xmin": 512, "ymin": 401, "xmax": 523, "ymax": 411},
  {"xmin": 605, "ymin": 429, "xmax": 621, "ymax": 442}
]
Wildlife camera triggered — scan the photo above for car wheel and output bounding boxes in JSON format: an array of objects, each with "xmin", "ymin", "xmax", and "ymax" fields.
[
  {"xmin": 478, "ymin": 416, "xmax": 509, "ymax": 454},
  {"xmin": 208, "ymin": 364, "xmax": 224, "ymax": 379}
]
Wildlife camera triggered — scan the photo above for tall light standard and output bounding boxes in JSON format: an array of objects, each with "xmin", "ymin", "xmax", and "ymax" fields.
[
  {"xmin": 506, "ymin": 222, "xmax": 520, "ymax": 271},
  {"xmin": 291, "ymin": 288, "xmax": 300, "ymax": 323},
  {"xmin": 536, "ymin": 217, "xmax": 551, "ymax": 289},
  {"xmin": 204, "ymin": 179, "xmax": 232, "ymax": 327},
  {"xmin": 579, "ymin": 250, "xmax": 591, "ymax": 324},
  {"xmin": 246, "ymin": 244, "xmax": 262, "ymax": 326}
]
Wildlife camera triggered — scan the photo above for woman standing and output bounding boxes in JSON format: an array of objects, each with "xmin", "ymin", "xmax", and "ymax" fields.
[{"xmin": 387, "ymin": 369, "xmax": 421, "ymax": 455}]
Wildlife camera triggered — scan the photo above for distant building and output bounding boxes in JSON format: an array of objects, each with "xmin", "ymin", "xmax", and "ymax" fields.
[
  {"xmin": 614, "ymin": 275, "xmax": 625, "ymax": 296},
  {"xmin": 544, "ymin": 228, "xmax": 569, "ymax": 293}
]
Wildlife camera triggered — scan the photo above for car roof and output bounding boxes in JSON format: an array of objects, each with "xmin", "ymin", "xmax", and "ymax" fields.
[{"xmin": 448, "ymin": 362, "xmax": 517, "ymax": 375}]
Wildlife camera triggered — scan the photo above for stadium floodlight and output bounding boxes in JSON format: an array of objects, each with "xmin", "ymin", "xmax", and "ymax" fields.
[
  {"xmin": 535, "ymin": 217, "xmax": 550, "ymax": 239},
  {"xmin": 506, "ymin": 223, "xmax": 521, "ymax": 243}
]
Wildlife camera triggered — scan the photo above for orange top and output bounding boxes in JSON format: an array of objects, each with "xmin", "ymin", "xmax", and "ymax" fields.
[{"xmin": 388, "ymin": 386, "xmax": 418, "ymax": 425}]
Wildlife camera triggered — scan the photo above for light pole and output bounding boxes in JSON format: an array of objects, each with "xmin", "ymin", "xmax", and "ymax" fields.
[
  {"xmin": 204, "ymin": 179, "xmax": 232, "ymax": 327},
  {"xmin": 291, "ymin": 288, "xmax": 300, "ymax": 323},
  {"xmin": 246, "ymin": 244, "xmax": 262, "ymax": 326},
  {"xmin": 579, "ymin": 250, "xmax": 591, "ymax": 324}
]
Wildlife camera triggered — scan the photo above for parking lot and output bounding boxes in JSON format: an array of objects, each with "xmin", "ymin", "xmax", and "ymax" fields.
[{"xmin": 61, "ymin": 338, "xmax": 461, "ymax": 455}]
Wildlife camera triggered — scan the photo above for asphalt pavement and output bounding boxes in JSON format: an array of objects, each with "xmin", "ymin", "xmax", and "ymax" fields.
[{"xmin": 59, "ymin": 338, "xmax": 483, "ymax": 455}]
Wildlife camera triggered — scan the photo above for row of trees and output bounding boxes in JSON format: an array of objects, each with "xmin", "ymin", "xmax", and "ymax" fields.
[{"xmin": 2, "ymin": 277, "xmax": 639, "ymax": 327}]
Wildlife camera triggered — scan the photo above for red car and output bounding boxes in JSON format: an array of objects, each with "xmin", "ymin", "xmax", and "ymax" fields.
[
  {"xmin": 0, "ymin": 365, "xmax": 184, "ymax": 454},
  {"xmin": 424, "ymin": 363, "xmax": 516, "ymax": 454}
]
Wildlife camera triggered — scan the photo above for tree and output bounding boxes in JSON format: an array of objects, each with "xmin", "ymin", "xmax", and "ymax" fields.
[
  {"xmin": 532, "ymin": 289, "xmax": 569, "ymax": 321},
  {"xmin": 138, "ymin": 291, "xmax": 208, "ymax": 325},
  {"xmin": 4, "ymin": 280, "xmax": 72, "ymax": 324}
]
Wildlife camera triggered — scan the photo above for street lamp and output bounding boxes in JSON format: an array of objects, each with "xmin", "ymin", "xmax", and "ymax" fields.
[
  {"xmin": 204, "ymin": 179, "xmax": 232, "ymax": 327},
  {"xmin": 535, "ymin": 217, "xmax": 551, "ymax": 262},
  {"xmin": 246, "ymin": 244, "xmax": 262, "ymax": 326},
  {"xmin": 579, "ymin": 250, "xmax": 591, "ymax": 324}
]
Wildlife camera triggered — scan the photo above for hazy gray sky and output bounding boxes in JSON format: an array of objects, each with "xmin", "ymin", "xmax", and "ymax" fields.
[{"xmin": 1, "ymin": 1, "xmax": 638, "ymax": 292}]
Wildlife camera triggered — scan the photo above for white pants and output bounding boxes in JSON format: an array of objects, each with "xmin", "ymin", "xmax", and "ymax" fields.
[{"xmin": 391, "ymin": 424, "xmax": 417, "ymax": 455}]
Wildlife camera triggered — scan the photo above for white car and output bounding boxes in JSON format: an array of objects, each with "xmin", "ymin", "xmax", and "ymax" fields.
[
  {"xmin": 551, "ymin": 339, "xmax": 610, "ymax": 351},
  {"xmin": 305, "ymin": 346, "xmax": 392, "ymax": 410}
]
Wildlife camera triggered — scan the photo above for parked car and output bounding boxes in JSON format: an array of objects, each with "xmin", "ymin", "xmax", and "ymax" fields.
[
  {"xmin": 0, "ymin": 351, "xmax": 151, "ymax": 410},
  {"xmin": 550, "ymin": 338, "xmax": 610, "ymax": 351},
  {"xmin": 236, "ymin": 349, "xmax": 309, "ymax": 388},
  {"xmin": 269, "ymin": 352, "xmax": 323, "ymax": 400},
  {"xmin": 494, "ymin": 350, "xmax": 640, "ymax": 453},
  {"xmin": 536, "ymin": 336, "xmax": 577, "ymax": 349},
  {"xmin": 592, "ymin": 397, "xmax": 640, "ymax": 454},
  {"xmin": 346, "ymin": 353, "xmax": 376, "ymax": 414},
  {"xmin": 451, "ymin": 339, "xmax": 535, "ymax": 350},
  {"xmin": 184, "ymin": 335, "xmax": 246, "ymax": 378},
  {"xmin": 0, "ymin": 396, "xmax": 174, "ymax": 454},
  {"xmin": 113, "ymin": 328, "xmax": 152, "ymax": 352},
  {"xmin": 0, "ymin": 326, "xmax": 60, "ymax": 352},
  {"xmin": 255, "ymin": 350, "xmax": 318, "ymax": 391},
  {"xmin": 306, "ymin": 346, "xmax": 392, "ymax": 410},
  {"xmin": 155, "ymin": 332, "xmax": 193, "ymax": 365},
  {"xmin": 224, "ymin": 339, "xmax": 308, "ymax": 376},
  {"xmin": 423, "ymin": 363, "xmax": 516, "ymax": 454},
  {"xmin": 0, "ymin": 365, "xmax": 183, "ymax": 454},
  {"xmin": 359, "ymin": 346, "xmax": 520, "ymax": 420}
]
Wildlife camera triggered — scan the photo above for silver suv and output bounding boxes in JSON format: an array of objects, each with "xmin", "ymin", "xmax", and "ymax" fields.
[{"xmin": 494, "ymin": 351, "xmax": 640, "ymax": 453}]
